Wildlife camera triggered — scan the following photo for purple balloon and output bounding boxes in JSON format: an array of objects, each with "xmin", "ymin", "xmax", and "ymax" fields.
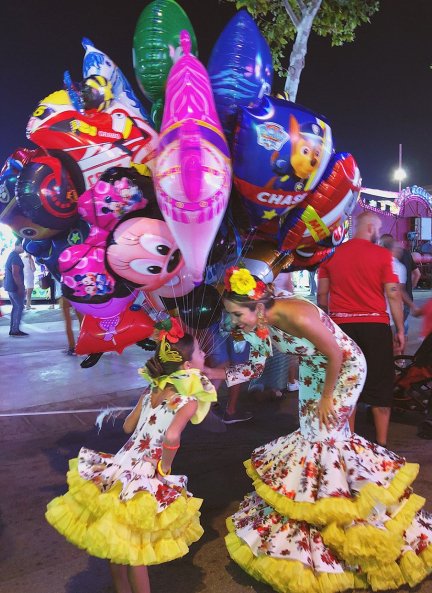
[{"xmin": 72, "ymin": 291, "xmax": 137, "ymax": 317}]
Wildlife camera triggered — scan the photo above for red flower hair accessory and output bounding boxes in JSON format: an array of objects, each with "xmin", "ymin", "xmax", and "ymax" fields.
[{"xmin": 155, "ymin": 317, "xmax": 184, "ymax": 343}]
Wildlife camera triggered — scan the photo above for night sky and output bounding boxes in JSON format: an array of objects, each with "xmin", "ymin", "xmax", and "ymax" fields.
[{"xmin": 1, "ymin": 0, "xmax": 431, "ymax": 190}]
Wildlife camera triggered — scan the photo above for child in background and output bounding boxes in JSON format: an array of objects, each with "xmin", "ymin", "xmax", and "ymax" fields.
[{"xmin": 46, "ymin": 320, "xmax": 217, "ymax": 593}]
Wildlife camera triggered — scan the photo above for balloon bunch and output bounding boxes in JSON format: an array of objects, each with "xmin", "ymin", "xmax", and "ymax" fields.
[{"xmin": 0, "ymin": 0, "xmax": 362, "ymax": 362}]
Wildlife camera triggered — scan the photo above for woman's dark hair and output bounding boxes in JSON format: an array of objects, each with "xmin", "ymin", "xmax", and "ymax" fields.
[
  {"xmin": 145, "ymin": 333, "xmax": 195, "ymax": 378},
  {"xmin": 223, "ymin": 276, "xmax": 275, "ymax": 311}
]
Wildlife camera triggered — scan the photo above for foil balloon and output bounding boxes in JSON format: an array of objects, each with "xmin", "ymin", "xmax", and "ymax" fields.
[
  {"xmin": 154, "ymin": 30, "xmax": 232, "ymax": 284},
  {"xmin": 75, "ymin": 306, "xmax": 154, "ymax": 355},
  {"xmin": 77, "ymin": 167, "xmax": 153, "ymax": 231},
  {"xmin": 289, "ymin": 245, "xmax": 335, "ymax": 272},
  {"xmin": 279, "ymin": 153, "xmax": 361, "ymax": 251},
  {"xmin": 233, "ymin": 239, "xmax": 293, "ymax": 283},
  {"xmin": 233, "ymin": 95, "xmax": 333, "ymax": 229},
  {"xmin": 82, "ymin": 38, "xmax": 152, "ymax": 125},
  {"xmin": 208, "ymin": 9, "xmax": 273, "ymax": 140},
  {"xmin": 0, "ymin": 149, "xmax": 67, "ymax": 240},
  {"xmin": 23, "ymin": 220, "xmax": 90, "ymax": 280},
  {"xmin": 26, "ymin": 83, "xmax": 158, "ymax": 192},
  {"xmin": 72, "ymin": 291, "xmax": 137, "ymax": 317},
  {"xmin": 59, "ymin": 243, "xmax": 118, "ymax": 303},
  {"xmin": 133, "ymin": 0, "xmax": 198, "ymax": 129},
  {"xmin": 106, "ymin": 213, "xmax": 184, "ymax": 292}
]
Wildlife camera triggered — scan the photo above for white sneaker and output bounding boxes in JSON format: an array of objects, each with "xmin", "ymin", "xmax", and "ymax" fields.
[{"xmin": 287, "ymin": 381, "xmax": 299, "ymax": 392}]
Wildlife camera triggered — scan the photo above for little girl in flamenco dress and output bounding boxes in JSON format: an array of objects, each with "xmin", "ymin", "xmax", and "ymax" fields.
[{"xmin": 46, "ymin": 319, "xmax": 216, "ymax": 593}]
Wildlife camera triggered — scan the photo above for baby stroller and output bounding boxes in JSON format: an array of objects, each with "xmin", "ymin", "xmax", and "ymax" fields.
[{"xmin": 393, "ymin": 333, "xmax": 432, "ymax": 419}]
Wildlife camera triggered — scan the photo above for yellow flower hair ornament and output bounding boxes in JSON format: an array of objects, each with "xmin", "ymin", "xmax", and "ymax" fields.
[{"xmin": 224, "ymin": 265, "xmax": 267, "ymax": 300}]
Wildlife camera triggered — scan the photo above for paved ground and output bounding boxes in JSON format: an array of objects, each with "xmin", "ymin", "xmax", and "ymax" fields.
[{"xmin": 1, "ymin": 293, "xmax": 432, "ymax": 593}]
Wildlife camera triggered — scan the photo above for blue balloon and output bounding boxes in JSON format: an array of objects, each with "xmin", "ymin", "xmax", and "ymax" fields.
[
  {"xmin": 208, "ymin": 10, "xmax": 273, "ymax": 141},
  {"xmin": 232, "ymin": 96, "xmax": 334, "ymax": 229},
  {"xmin": 24, "ymin": 220, "xmax": 90, "ymax": 280}
]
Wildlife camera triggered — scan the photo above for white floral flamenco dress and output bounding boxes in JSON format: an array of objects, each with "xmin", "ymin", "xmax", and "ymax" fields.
[
  {"xmin": 225, "ymin": 307, "xmax": 432, "ymax": 592},
  {"xmin": 46, "ymin": 369, "xmax": 216, "ymax": 566}
]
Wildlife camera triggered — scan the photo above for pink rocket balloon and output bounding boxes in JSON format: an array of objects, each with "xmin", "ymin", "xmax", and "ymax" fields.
[{"xmin": 154, "ymin": 30, "xmax": 232, "ymax": 283}]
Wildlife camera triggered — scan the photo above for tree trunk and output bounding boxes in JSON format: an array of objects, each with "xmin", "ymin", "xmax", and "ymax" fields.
[{"xmin": 284, "ymin": 0, "xmax": 322, "ymax": 102}]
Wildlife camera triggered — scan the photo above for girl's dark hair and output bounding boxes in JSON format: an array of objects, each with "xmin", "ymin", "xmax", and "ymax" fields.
[
  {"xmin": 223, "ymin": 277, "xmax": 275, "ymax": 311},
  {"xmin": 145, "ymin": 333, "xmax": 195, "ymax": 378}
]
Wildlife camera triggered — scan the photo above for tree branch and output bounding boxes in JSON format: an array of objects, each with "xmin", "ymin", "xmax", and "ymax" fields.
[
  {"xmin": 297, "ymin": 0, "xmax": 307, "ymax": 13},
  {"xmin": 283, "ymin": 0, "xmax": 300, "ymax": 28}
]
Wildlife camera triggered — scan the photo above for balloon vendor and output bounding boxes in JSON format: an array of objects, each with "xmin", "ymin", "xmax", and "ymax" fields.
[
  {"xmin": 46, "ymin": 317, "xmax": 217, "ymax": 593},
  {"xmin": 221, "ymin": 265, "xmax": 432, "ymax": 592}
]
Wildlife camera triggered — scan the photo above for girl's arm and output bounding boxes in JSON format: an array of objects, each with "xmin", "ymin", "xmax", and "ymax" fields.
[
  {"xmin": 159, "ymin": 399, "xmax": 198, "ymax": 475},
  {"xmin": 123, "ymin": 393, "xmax": 145, "ymax": 434}
]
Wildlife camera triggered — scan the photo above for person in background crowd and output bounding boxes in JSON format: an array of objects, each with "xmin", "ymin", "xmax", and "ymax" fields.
[
  {"xmin": 396, "ymin": 240, "xmax": 421, "ymax": 335},
  {"xmin": 22, "ymin": 252, "xmax": 36, "ymax": 310},
  {"xmin": 4, "ymin": 239, "xmax": 28, "ymax": 337},
  {"xmin": 317, "ymin": 212, "xmax": 403, "ymax": 447}
]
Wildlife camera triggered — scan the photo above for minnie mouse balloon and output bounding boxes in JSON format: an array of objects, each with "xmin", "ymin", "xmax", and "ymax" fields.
[
  {"xmin": 208, "ymin": 9, "xmax": 273, "ymax": 140},
  {"xmin": 154, "ymin": 31, "xmax": 232, "ymax": 284},
  {"xmin": 278, "ymin": 152, "xmax": 361, "ymax": 252},
  {"xmin": 233, "ymin": 95, "xmax": 333, "ymax": 229}
]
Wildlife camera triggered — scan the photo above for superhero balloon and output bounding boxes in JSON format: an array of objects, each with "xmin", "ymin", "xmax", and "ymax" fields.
[
  {"xmin": 208, "ymin": 9, "xmax": 273, "ymax": 140},
  {"xmin": 177, "ymin": 283, "xmax": 223, "ymax": 329},
  {"xmin": 133, "ymin": 0, "xmax": 198, "ymax": 129},
  {"xmin": 278, "ymin": 153, "xmax": 361, "ymax": 252},
  {"xmin": 82, "ymin": 38, "xmax": 152, "ymax": 125},
  {"xmin": 154, "ymin": 31, "xmax": 232, "ymax": 284},
  {"xmin": 233, "ymin": 95, "xmax": 333, "ymax": 229},
  {"xmin": 106, "ymin": 213, "xmax": 184, "ymax": 292}
]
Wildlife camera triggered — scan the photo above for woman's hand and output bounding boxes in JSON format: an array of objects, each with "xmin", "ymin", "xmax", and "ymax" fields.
[{"xmin": 317, "ymin": 395, "xmax": 337, "ymax": 430}]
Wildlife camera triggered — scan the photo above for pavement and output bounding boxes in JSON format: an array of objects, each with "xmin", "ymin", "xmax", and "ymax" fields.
[{"xmin": 0, "ymin": 293, "xmax": 432, "ymax": 593}]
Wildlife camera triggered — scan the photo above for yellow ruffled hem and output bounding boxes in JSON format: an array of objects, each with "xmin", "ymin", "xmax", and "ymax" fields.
[
  {"xmin": 225, "ymin": 528, "xmax": 356, "ymax": 593},
  {"xmin": 245, "ymin": 459, "xmax": 419, "ymax": 526},
  {"xmin": 322, "ymin": 493, "xmax": 426, "ymax": 569},
  {"xmin": 364, "ymin": 545, "xmax": 432, "ymax": 591},
  {"xmin": 46, "ymin": 461, "xmax": 204, "ymax": 565},
  {"xmin": 66, "ymin": 458, "xmax": 201, "ymax": 531}
]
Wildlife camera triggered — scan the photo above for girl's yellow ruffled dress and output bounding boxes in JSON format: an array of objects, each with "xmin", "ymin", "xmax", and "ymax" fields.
[
  {"xmin": 225, "ymin": 310, "xmax": 432, "ymax": 592},
  {"xmin": 46, "ymin": 369, "xmax": 216, "ymax": 566}
]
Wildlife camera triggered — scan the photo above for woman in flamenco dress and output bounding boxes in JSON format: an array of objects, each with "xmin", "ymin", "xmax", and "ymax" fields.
[
  {"xmin": 46, "ymin": 320, "xmax": 217, "ymax": 593},
  {"xmin": 222, "ymin": 265, "xmax": 432, "ymax": 593}
]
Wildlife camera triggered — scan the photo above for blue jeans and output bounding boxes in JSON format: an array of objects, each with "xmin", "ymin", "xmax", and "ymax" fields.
[{"xmin": 8, "ymin": 290, "xmax": 25, "ymax": 333}]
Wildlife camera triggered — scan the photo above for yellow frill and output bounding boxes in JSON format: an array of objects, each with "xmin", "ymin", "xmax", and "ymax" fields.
[
  {"xmin": 139, "ymin": 367, "xmax": 217, "ymax": 424},
  {"xmin": 225, "ymin": 520, "xmax": 357, "ymax": 593},
  {"xmin": 46, "ymin": 459, "xmax": 203, "ymax": 566},
  {"xmin": 245, "ymin": 459, "xmax": 419, "ymax": 526}
]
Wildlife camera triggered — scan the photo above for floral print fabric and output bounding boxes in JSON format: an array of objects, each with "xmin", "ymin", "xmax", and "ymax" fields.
[{"xmin": 79, "ymin": 382, "xmax": 198, "ymax": 511}]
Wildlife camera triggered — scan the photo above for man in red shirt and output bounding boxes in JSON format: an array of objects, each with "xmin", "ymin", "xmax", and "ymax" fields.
[{"xmin": 317, "ymin": 211, "xmax": 404, "ymax": 447}]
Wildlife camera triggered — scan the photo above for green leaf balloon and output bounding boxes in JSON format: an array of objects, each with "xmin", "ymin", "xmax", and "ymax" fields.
[{"xmin": 133, "ymin": 0, "xmax": 198, "ymax": 129}]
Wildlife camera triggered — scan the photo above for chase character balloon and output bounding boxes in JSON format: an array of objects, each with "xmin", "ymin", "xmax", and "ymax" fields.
[
  {"xmin": 233, "ymin": 96, "xmax": 333, "ymax": 228},
  {"xmin": 106, "ymin": 213, "xmax": 184, "ymax": 291}
]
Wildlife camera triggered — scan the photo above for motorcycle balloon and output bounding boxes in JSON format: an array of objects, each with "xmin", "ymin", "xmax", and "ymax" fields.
[
  {"xmin": 177, "ymin": 283, "xmax": 223, "ymax": 329},
  {"xmin": 208, "ymin": 9, "xmax": 273, "ymax": 140},
  {"xmin": 75, "ymin": 306, "xmax": 154, "ymax": 355},
  {"xmin": 278, "ymin": 152, "xmax": 361, "ymax": 252},
  {"xmin": 16, "ymin": 157, "xmax": 79, "ymax": 230},
  {"xmin": 133, "ymin": 0, "xmax": 198, "ymax": 128},
  {"xmin": 232, "ymin": 95, "xmax": 333, "ymax": 229},
  {"xmin": 155, "ymin": 31, "xmax": 231, "ymax": 283}
]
